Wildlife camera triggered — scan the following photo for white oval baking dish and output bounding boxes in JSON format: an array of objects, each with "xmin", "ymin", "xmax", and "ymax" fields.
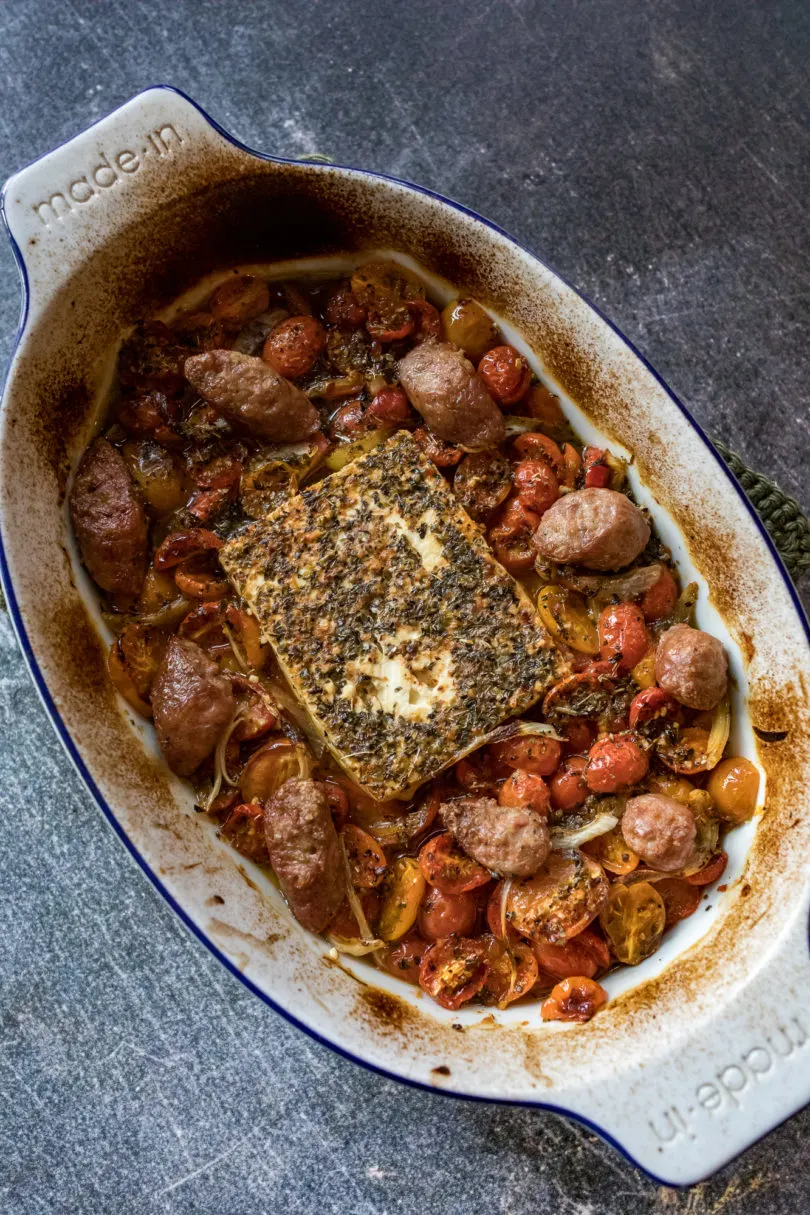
[{"xmin": 2, "ymin": 86, "xmax": 809, "ymax": 1186}]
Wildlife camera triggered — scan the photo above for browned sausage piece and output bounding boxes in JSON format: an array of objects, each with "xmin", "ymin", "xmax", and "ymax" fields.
[
  {"xmin": 264, "ymin": 778, "xmax": 346, "ymax": 932},
  {"xmin": 532, "ymin": 487, "xmax": 650, "ymax": 571},
  {"xmin": 69, "ymin": 438, "xmax": 148, "ymax": 596},
  {"xmin": 398, "ymin": 340, "xmax": 506, "ymax": 450},
  {"xmin": 151, "ymin": 637, "xmax": 235, "ymax": 776},
  {"xmin": 655, "ymin": 623, "xmax": 728, "ymax": 710},
  {"xmin": 621, "ymin": 794, "xmax": 697, "ymax": 871},
  {"xmin": 184, "ymin": 350, "xmax": 319, "ymax": 442},
  {"xmin": 439, "ymin": 796, "xmax": 550, "ymax": 878}
]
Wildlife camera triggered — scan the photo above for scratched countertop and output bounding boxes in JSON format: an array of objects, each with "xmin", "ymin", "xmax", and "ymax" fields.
[{"xmin": 1, "ymin": 2, "xmax": 809, "ymax": 1212}]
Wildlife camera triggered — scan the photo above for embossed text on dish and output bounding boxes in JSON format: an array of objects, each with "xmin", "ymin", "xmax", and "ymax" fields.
[{"xmin": 32, "ymin": 124, "xmax": 183, "ymax": 227}]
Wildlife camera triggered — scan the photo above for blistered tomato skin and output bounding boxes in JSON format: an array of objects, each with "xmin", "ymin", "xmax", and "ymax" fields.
[
  {"xmin": 262, "ymin": 316, "xmax": 327, "ymax": 378},
  {"xmin": 477, "ymin": 345, "xmax": 532, "ymax": 406},
  {"xmin": 514, "ymin": 459, "xmax": 559, "ymax": 516},
  {"xmin": 584, "ymin": 736, "xmax": 649, "ymax": 794},
  {"xmin": 549, "ymin": 756, "xmax": 589, "ymax": 810},
  {"xmin": 489, "ymin": 735, "xmax": 562, "ymax": 777},
  {"xmin": 598, "ymin": 602, "xmax": 649, "ymax": 672},
  {"xmin": 418, "ymin": 887, "xmax": 477, "ymax": 941}
]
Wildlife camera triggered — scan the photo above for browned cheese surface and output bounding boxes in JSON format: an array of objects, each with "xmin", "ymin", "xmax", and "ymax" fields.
[{"xmin": 221, "ymin": 431, "xmax": 565, "ymax": 798}]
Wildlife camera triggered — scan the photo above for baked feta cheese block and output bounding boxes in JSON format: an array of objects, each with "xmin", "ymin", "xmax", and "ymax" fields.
[{"xmin": 221, "ymin": 431, "xmax": 565, "ymax": 800}]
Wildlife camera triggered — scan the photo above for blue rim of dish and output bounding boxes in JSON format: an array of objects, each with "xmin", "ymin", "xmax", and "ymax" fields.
[{"xmin": 1, "ymin": 85, "xmax": 808, "ymax": 1189}]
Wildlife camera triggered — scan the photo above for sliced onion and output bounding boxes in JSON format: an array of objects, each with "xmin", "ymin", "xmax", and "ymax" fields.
[
  {"xmin": 336, "ymin": 838, "xmax": 383, "ymax": 953},
  {"xmin": 657, "ymin": 694, "xmax": 730, "ymax": 775},
  {"xmin": 479, "ymin": 719, "xmax": 564, "ymax": 747},
  {"xmin": 503, "ymin": 416, "xmax": 545, "ymax": 437},
  {"xmin": 264, "ymin": 676, "xmax": 326, "ymax": 757},
  {"xmin": 551, "ymin": 812, "xmax": 618, "ymax": 851},
  {"xmin": 672, "ymin": 581, "xmax": 699, "ymax": 624},
  {"xmin": 328, "ymin": 934, "xmax": 384, "ymax": 956}
]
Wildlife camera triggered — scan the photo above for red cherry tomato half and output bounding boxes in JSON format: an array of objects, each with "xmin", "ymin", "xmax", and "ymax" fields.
[
  {"xmin": 656, "ymin": 878, "xmax": 702, "ymax": 929},
  {"xmin": 418, "ymin": 832, "xmax": 492, "ymax": 895},
  {"xmin": 341, "ymin": 823, "xmax": 388, "ymax": 888},
  {"xmin": 366, "ymin": 386, "xmax": 411, "ymax": 426},
  {"xmin": 684, "ymin": 850, "xmax": 728, "ymax": 887},
  {"xmin": 477, "ymin": 344, "xmax": 532, "ymax": 405},
  {"xmin": 419, "ymin": 936, "xmax": 489, "ymax": 1009},
  {"xmin": 489, "ymin": 734, "xmax": 562, "ymax": 777},
  {"xmin": 533, "ymin": 928, "xmax": 611, "ymax": 981},
  {"xmin": 418, "ymin": 887, "xmax": 478, "ymax": 941},
  {"xmin": 377, "ymin": 932, "xmax": 427, "ymax": 985},
  {"xmin": 481, "ymin": 936, "xmax": 539, "ymax": 1007},
  {"xmin": 153, "ymin": 528, "xmax": 223, "ymax": 570},
  {"xmin": 512, "ymin": 432, "xmax": 563, "ymax": 472},
  {"xmin": 583, "ymin": 446, "xmax": 611, "ymax": 488},
  {"xmin": 628, "ymin": 686, "xmax": 680, "ymax": 729}
]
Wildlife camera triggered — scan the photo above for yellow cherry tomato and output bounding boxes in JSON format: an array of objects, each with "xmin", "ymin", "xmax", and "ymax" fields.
[
  {"xmin": 631, "ymin": 650, "xmax": 657, "ymax": 689},
  {"xmin": 706, "ymin": 756, "xmax": 760, "ymax": 823},
  {"xmin": 377, "ymin": 857, "xmax": 426, "ymax": 941},
  {"xmin": 536, "ymin": 585, "xmax": 599, "ymax": 655},
  {"xmin": 584, "ymin": 827, "xmax": 639, "ymax": 876},
  {"xmin": 600, "ymin": 881, "xmax": 665, "ymax": 965}
]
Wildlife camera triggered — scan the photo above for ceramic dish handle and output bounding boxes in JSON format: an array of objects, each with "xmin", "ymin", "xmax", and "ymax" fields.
[{"xmin": 1, "ymin": 87, "xmax": 242, "ymax": 314}]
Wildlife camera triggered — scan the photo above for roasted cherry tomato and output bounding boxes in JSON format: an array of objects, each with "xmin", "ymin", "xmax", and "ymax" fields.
[
  {"xmin": 533, "ymin": 928, "xmax": 611, "ymax": 980},
  {"xmin": 640, "ymin": 567, "xmax": 678, "ymax": 621},
  {"xmin": 583, "ymin": 446, "xmax": 611, "ymax": 488},
  {"xmin": 628, "ymin": 686, "xmax": 680, "ymax": 729},
  {"xmin": 341, "ymin": 824, "xmax": 388, "ymax": 888},
  {"xmin": 239, "ymin": 739, "xmax": 310, "ymax": 803},
  {"xmin": 582, "ymin": 827, "xmax": 639, "ymax": 875},
  {"xmin": 656, "ymin": 877, "xmax": 701, "ymax": 929},
  {"xmin": 453, "ymin": 451, "xmax": 513, "ymax": 520},
  {"xmin": 153, "ymin": 528, "xmax": 223, "ymax": 570},
  {"xmin": 209, "ymin": 275, "xmax": 270, "ymax": 329},
  {"xmin": 684, "ymin": 850, "xmax": 728, "ymax": 887},
  {"xmin": 263, "ymin": 315, "xmax": 327, "ymax": 377},
  {"xmin": 598, "ymin": 602, "xmax": 649, "ymax": 672},
  {"xmin": 366, "ymin": 386, "xmax": 411, "ymax": 426},
  {"xmin": 408, "ymin": 298, "xmax": 442, "ymax": 341},
  {"xmin": 560, "ymin": 718, "xmax": 596, "ymax": 755},
  {"xmin": 412, "ymin": 427, "xmax": 463, "ymax": 468},
  {"xmin": 440, "ymin": 298, "xmax": 498, "ymax": 361},
  {"xmin": 418, "ymin": 887, "xmax": 477, "ymax": 941},
  {"xmin": 377, "ymin": 931, "xmax": 427, "ymax": 985},
  {"xmin": 323, "ymin": 778, "xmax": 350, "ymax": 828},
  {"xmin": 419, "ymin": 936, "xmax": 489, "ymax": 1010},
  {"xmin": 220, "ymin": 802, "xmax": 269, "ymax": 864},
  {"xmin": 506, "ymin": 852, "xmax": 608, "ymax": 945},
  {"xmin": 366, "ymin": 296, "xmax": 414, "ymax": 342},
  {"xmin": 481, "ymin": 937, "xmax": 539, "ymax": 1008},
  {"xmin": 488, "ymin": 497, "xmax": 541, "ymax": 575},
  {"xmin": 324, "ymin": 282, "xmax": 367, "ymax": 329},
  {"xmin": 541, "ymin": 976, "xmax": 608, "ymax": 1023},
  {"xmin": 522, "ymin": 382, "xmax": 567, "ymax": 433},
  {"xmin": 477, "ymin": 345, "xmax": 531, "ymax": 406},
  {"xmin": 418, "ymin": 832, "xmax": 492, "ymax": 895},
  {"xmin": 542, "ymin": 662, "xmax": 616, "ymax": 719},
  {"xmin": 489, "ymin": 734, "xmax": 562, "ymax": 777},
  {"xmin": 514, "ymin": 459, "xmax": 559, "ymax": 516},
  {"xmin": 599, "ymin": 881, "xmax": 665, "ymax": 965},
  {"xmin": 549, "ymin": 755, "xmax": 589, "ymax": 811},
  {"xmin": 585, "ymin": 735, "xmax": 649, "ymax": 793},
  {"xmin": 512, "ymin": 432, "xmax": 564, "ymax": 472},
  {"xmin": 706, "ymin": 757, "xmax": 759, "ymax": 823},
  {"xmin": 498, "ymin": 770, "xmax": 551, "ymax": 814}
]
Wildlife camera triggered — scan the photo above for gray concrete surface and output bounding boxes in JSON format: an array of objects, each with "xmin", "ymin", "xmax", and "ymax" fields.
[{"xmin": 0, "ymin": 1, "xmax": 808, "ymax": 1212}]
